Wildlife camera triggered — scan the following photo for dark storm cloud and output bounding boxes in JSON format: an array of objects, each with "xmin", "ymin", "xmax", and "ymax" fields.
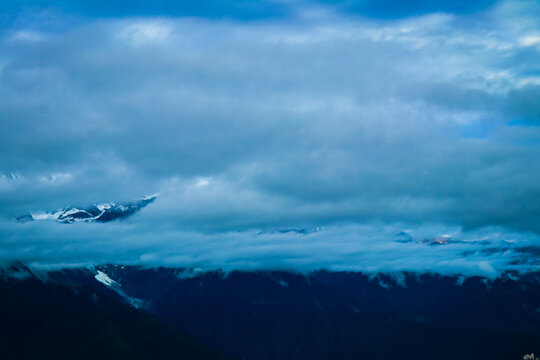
[{"xmin": 1, "ymin": 0, "xmax": 540, "ymax": 273}]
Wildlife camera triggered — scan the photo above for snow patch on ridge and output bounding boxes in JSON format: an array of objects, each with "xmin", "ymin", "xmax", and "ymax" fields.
[{"xmin": 95, "ymin": 270, "xmax": 119, "ymax": 287}]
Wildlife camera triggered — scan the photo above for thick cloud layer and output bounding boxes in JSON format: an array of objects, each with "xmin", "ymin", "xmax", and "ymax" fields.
[{"xmin": 1, "ymin": 0, "xmax": 539, "ymax": 274}]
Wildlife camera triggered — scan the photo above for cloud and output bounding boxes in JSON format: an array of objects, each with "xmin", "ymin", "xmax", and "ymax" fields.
[
  {"xmin": 1, "ymin": 220, "xmax": 538, "ymax": 278},
  {"xmin": 0, "ymin": 0, "xmax": 539, "ymax": 273},
  {"xmin": 117, "ymin": 21, "xmax": 172, "ymax": 46}
]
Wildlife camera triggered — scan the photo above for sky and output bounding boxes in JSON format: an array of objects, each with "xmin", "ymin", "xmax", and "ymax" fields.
[{"xmin": 1, "ymin": 0, "xmax": 540, "ymax": 276}]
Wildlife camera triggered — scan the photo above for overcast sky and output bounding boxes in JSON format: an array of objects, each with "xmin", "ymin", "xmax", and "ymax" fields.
[{"xmin": 1, "ymin": 0, "xmax": 539, "ymax": 276}]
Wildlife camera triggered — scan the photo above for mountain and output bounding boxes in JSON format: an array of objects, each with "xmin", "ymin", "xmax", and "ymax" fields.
[
  {"xmin": 0, "ymin": 263, "xmax": 227, "ymax": 360},
  {"xmin": 392, "ymin": 231, "xmax": 472, "ymax": 246},
  {"xmin": 16, "ymin": 195, "xmax": 157, "ymax": 223},
  {"xmin": 43, "ymin": 265, "xmax": 540, "ymax": 360}
]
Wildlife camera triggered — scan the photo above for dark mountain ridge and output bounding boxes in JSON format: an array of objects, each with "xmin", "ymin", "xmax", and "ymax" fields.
[
  {"xmin": 0, "ymin": 263, "xmax": 227, "ymax": 360},
  {"xmin": 40, "ymin": 264, "xmax": 540, "ymax": 360}
]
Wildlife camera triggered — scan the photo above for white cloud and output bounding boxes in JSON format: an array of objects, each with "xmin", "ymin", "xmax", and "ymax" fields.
[
  {"xmin": 39, "ymin": 173, "xmax": 73, "ymax": 184},
  {"xmin": 117, "ymin": 20, "xmax": 172, "ymax": 46},
  {"xmin": 195, "ymin": 177, "xmax": 211, "ymax": 187},
  {"xmin": 519, "ymin": 35, "xmax": 540, "ymax": 47},
  {"xmin": 10, "ymin": 31, "xmax": 44, "ymax": 43}
]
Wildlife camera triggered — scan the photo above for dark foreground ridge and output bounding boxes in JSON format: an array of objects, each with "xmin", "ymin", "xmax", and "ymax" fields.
[
  {"xmin": 0, "ymin": 263, "xmax": 227, "ymax": 360},
  {"xmin": 2, "ymin": 263, "xmax": 540, "ymax": 359}
]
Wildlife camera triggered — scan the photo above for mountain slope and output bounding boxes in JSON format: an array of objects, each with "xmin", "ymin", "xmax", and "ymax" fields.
[
  {"xmin": 0, "ymin": 267, "xmax": 227, "ymax": 360},
  {"xmin": 48, "ymin": 266, "xmax": 540, "ymax": 360}
]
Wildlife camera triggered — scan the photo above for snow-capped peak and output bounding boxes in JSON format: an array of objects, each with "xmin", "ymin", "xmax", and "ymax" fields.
[
  {"xmin": 96, "ymin": 203, "xmax": 114, "ymax": 211},
  {"xmin": 17, "ymin": 195, "xmax": 158, "ymax": 224},
  {"xmin": 30, "ymin": 210, "xmax": 64, "ymax": 220}
]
